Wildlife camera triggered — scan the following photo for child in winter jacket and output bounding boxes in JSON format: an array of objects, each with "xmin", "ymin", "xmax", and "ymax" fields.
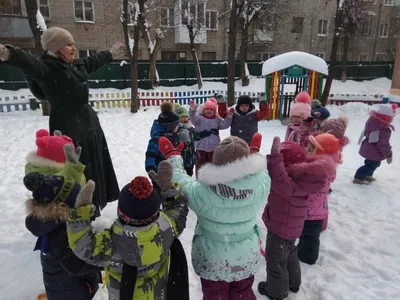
[
  {"xmin": 189, "ymin": 98, "xmax": 233, "ymax": 174},
  {"xmin": 258, "ymin": 137, "xmax": 336, "ymax": 300},
  {"xmin": 354, "ymin": 103, "xmax": 397, "ymax": 184},
  {"xmin": 297, "ymin": 133, "xmax": 342, "ymax": 265},
  {"xmin": 217, "ymin": 94, "xmax": 269, "ymax": 145},
  {"xmin": 174, "ymin": 103, "xmax": 196, "ymax": 176},
  {"xmin": 285, "ymin": 92, "xmax": 317, "ymax": 149},
  {"xmin": 311, "ymin": 99, "xmax": 330, "ymax": 129},
  {"xmin": 23, "ymin": 145, "xmax": 101, "ymax": 300},
  {"xmin": 145, "ymin": 101, "xmax": 180, "ymax": 174},
  {"xmin": 66, "ymin": 161, "xmax": 189, "ymax": 300},
  {"xmin": 158, "ymin": 133, "xmax": 271, "ymax": 300}
]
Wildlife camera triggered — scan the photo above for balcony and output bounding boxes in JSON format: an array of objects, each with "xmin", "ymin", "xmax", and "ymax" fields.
[
  {"xmin": 0, "ymin": 16, "xmax": 33, "ymax": 38},
  {"xmin": 175, "ymin": 25, "xmax": 207, "ymax": 44}
]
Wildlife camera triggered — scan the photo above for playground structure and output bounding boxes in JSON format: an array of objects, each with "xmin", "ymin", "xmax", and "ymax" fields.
[{"xmin": 262, "ymin": 51, "xmax": 329, "ymax": 120}]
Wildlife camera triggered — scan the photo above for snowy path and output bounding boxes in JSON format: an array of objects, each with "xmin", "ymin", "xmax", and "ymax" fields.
[{"xmin": 0, "ymin": 103, "xmax": 399, "ymax": 299}]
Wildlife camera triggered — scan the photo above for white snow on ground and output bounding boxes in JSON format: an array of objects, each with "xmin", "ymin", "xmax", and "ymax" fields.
[{"xmin": 0, "ymin": 102, "xmax": 399, "ymax": 299}]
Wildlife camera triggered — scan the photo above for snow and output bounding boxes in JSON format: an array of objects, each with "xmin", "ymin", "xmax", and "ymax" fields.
[
  {"xmin": 245, "ymin": 62, "xmax": 250, "ymax": 78},
  {"xmin": 36, "ymin": 9, "xmax": 47, "ymax": 32},
  {"xmin": 119, "ymin": 60, "xmax": 128, "ymax": 67},
  {"xmin": 1, "ymin": 100, "xmax": 400, "ymax": 299},
  {"xmin": 262, "ymin": 51, "xmax": 329, "ymax": 76}
]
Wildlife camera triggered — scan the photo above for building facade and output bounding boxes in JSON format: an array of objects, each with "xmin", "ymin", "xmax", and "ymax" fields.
[{"xmin": 1, "ymin": 0, "xmax": 399, "ymax": 61}]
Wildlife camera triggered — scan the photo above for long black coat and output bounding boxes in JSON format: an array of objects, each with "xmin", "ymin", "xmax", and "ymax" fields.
[{"xmin": 3, "ymin": 46, "xmax": 120, "ymax": 213}]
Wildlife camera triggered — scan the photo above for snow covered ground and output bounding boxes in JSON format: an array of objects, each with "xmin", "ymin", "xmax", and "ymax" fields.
[{"xmin": 0, "ymin": 102, "xmax": 399, "ymax": 300}]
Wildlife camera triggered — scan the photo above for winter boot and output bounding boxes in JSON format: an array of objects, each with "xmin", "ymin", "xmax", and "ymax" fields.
[
  {"xmin": 328, "ymin": 188, "xmax": 332, "ymax": 194},
  {"xmin": 365, "ymin": 176, "xmax": 376, "ymax": 182},
  {"xmin": 289, "ymin": 287, "xmax": 300, "ymax": 293},
  {"xmin": 353, "ymin": 178, "xmax": 370, "ymax": 185},
  {"xmin": 257, "ymin": 282, "xmax": 283, "ymax": 300}
]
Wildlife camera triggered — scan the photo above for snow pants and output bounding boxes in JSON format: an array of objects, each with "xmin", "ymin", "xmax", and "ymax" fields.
[
  {"xmin": 263, "ymin": 231, "xmax": 301, "ymax": 299},
  {"xmin": 200, "ymin": 275, "xmax": 256, "ymax": 300},
  {"xmin": 298, "ymin": 220, "xmax": 323, "ymax": 265}
]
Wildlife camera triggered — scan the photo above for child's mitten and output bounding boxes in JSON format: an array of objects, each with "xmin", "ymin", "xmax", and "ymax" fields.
[
  {"xmin": 64, "ymin": 144, "xmax": 82, "ymax": 164},
  {"xmin": 270, "ymin": 136, "xmax": 281, "ymax": 155},
  {"xmin": 75, "ymin": 180, "xmax": 95, "ymax": 208},
  {"xmin": 189, "ymin": 100, "xmax": 197, "ymax": 111},
  {"xmin": 215, "ymin": 94, "xmax": 225, "ymax": 104},
  {"xmin": 226, "ymin": 107, "xmax": 235, "ymax": 117},
  {"xmin": 159, "ymin": 137, "xmax": 184, "ymax": 159},
  {"xmin": 250, "ymin": 133, "xmax": 262, "ymax": 154},
  {"xmin": 178, "ymin": 128, "xmax": 191, "ymax": 143},
  {"xmin": 387, "ymin": 156, "xmax": 393, "ymax": 164},
  {"xmin": 148, "ymin": 161, "xmax": 175, "ymax": 192},
  {"xmin": 54, "ymin": 130, "xmax": 62, "ymax": 137}
]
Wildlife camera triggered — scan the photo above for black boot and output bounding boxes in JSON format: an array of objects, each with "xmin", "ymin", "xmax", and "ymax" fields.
[
  {"xmin": 328, "ymin": 188, "xmax": 332, "ymax": 194},
  {"xmin": 258, "ymin": 282, "xmax": 283, "ymax": 300},
  {"xmin": 289, "ymin": 287, "xmax": 300, "ymax": 293}
]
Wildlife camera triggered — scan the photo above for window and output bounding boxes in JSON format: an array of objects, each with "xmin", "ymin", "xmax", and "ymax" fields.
[
  {"xmin": 357, "ymin": 19, "xmax": 372, "ymax": 36},
  {"xmin": 202, "ymin": 52, "xmax": 216, "ymax": 60},
  {"xmin": 380, "ymin": 24, "xmax": 389, "ymax": 37},
  {"xmin": 315, "ymin": 52, "xmax": 325, "ymax": 59},
  {"xmin": 160, "ymin": 8, "xmax": 174, "ymax": 27},
  {"xmin": 291, "ymin": 17, "xmax": 304, "ymax": 34},
  {"xmin": 74, "ymin": 0, "xmax": 94, "ymax": 22},
  {"xmin": 161, "ymin": 51, "xmax": 187, "ymax": 61},
  {"xmin": 205, "ymin": 11, "xmax": 217, "ymax": 30},
  {"xmin": 39, "ymin": 0, "xmax": 50, "ymax": 18},
  {"xmin": 317, "ymin": 20, "xmax": 328, "ymax": 36},
  {"xmin": 255, "ymin": 52, "xmax": 275, "ymax": 60},
  {"xmin": 384, "ymin": 0, "xmax": 393, "ymax": 6},
  {"xmin": 181, "ymin": 1, "xmax": 206, "ymax": 26},
  {"xmin": 0, "ymin": 0, "xmax": 22, "ymax": 15},
  {"xmin": 78, "ymin": 49, "xmax": 97, "ymax": 58}
]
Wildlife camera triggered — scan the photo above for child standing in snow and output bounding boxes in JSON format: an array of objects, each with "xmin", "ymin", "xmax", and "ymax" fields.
[
  {"xmin": 66, "ymin": 161, "xmax": 189, "ymax": 300},
  {"xmin": 189, "ymin": 98, "xmax": 233, "ymax": 174},
  {"xmin": 297, "ymin": 133, "xmax": 342, "ymax": 265},
  {"xmin": 217, "ymin": 94, "xmax": 269, "ymax": 145},
  {"xmin": 285, "ymin": 92, "xmax": 316, "ymax": 149},
  {"xmin": 311, "ymin": 99, "xmax": 330, "ymax": 129},
  {"xmin": 258, "ymin": 137, "xmax": 336, "ymax": 300},
  {"xmin": 158, "ymin": 133, "xmax": 270, "ymax": 300},
  {"xmin": 354, "ymin": 104, "xmax": 397, "ymax": 184},
  {"xmin": 145, "ymin": 101, "xmax": 180, "ymax": 174},
  {"xmin": 24, "ymin": 146, "xmax": 101, "ymax": 300},
  {"xmin": 174, "ymin": 103, "xmax": 196, "ymax": 176}
]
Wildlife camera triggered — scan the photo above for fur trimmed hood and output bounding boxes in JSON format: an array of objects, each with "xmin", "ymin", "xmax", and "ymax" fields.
[
  {"xmin": 286, "ymin": 154, "xmax": 336, "ymax": 178},
  {"xmin": 26, "ymin": 199, "xmax": 69, "ymax": 222},
  {"xmin": 197, "ymin": 154, "xmax": 266, "ymax": 185},
  {"xmin": 26, "ymin": 151, "xmax": 65, "ymax": 170}
]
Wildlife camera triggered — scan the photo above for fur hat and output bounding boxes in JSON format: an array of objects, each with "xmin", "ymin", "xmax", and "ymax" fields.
[
  {"xmin": 174, "ymin": 103, "xmax": 189, "ymax": 118},
  {"xmin": 212, "ymin": 136, "xmax": 250, "ymax": 166},
  {"xmin": 280, "ymin": 141, "xmax": 308, "ymax": 167},
  {"xmin": 158, "ymin": 102, "xmax": 179, "ymax": 131},
  {"xmin": 320, "ymin": 115, "xmax": 348, "ymax": 138},
  {"xmin": 309, "ymin": 133, "xmax": 342, "ymax": 164},
  {"xmin": 35, "ymin": 129, "xmax": 75, "ymax": 163},
  {"xmin": 23, "ymin": 172, "xmax": 81, "ymax": 208},
  {"xmin": 290, "ymin": 92, "xmax": 311, "ymax": 119},
  {"xmin": 41, "ymin": 27, "xmax": 74, "ymax": 53},
  {"xmin": 202, "ymin": 98, "xmax": 217, "ymax": 116},
  {"xmin": 311, "ymin": 99, "xmax": 330, "ymax": 121},
  {"xmin": 117, "ymin": 176, "xmax": 162, "ymax": 226},
  {"xmin": 374, "ymin": 103, "xmax": 398, "ymax": 123}
]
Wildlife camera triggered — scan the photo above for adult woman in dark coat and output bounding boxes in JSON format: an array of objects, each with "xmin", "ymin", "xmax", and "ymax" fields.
[{"xmin": 0, "ymin": 27, "xmax": 123, "ymax": 216}]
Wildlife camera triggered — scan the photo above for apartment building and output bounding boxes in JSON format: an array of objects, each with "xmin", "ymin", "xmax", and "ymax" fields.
[{"xmin": 1, "ymin": 0, "xmax": 399, "ymax": 61}]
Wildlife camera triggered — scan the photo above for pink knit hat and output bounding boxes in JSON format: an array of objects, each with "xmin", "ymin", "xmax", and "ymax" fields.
[
  {"xmin": 290, "ymin": 92, "xmax": 311, "ymax": 119},
  {"xmin": 374, "ymin": 103, "xmax": 397, "ymax": 123},
  {"xmin": 280, "ymin": 141, "xmax": 307, "ymax": 167},
  {"xmin": 36, "ymin": 129, "xmax": 75, "ymax": 163},
  {"xmin": 202, "ymin": 98, "xmax": 217, "ymax": 116}
]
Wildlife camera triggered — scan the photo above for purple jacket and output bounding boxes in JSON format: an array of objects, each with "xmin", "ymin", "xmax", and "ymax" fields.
[
  {"xmin": 359, "ymin": 114, "xmax": 393, "ymax": 161},
  {"xmin": 189, "ymin": 108, "xmax": 232, "ymax": 152},
  {"xmin": 263, "ymin": 154, "xmax": 336, "ymax": 240},
  {"xmin": 307, "ymin": 172, "xmax": 336, "ymax": 221},
  {"xmin": 285, "ymin": 122, "xmax": 317, "ymax": 149}
]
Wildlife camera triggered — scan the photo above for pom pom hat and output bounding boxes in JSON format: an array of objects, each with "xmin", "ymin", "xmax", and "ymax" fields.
[
  {"xmin": 117, "ymin": 176, "xmax": 162, "ymax": 226},
  {"xmin": 202, "ymin": 98, "xmax": 217, "ymax": 116},
  {"xmin": 35, "ymin": 129, "xmax": 75, "ymax": 163},
  {"xmin": 374, "ymin": 103, "xmax": 398, "ymax": 123},
  {"xmin": 290, "ymin": 91, "xmax": 312, "ymax": 119},
  {"xmin": 174, "ymin": 103, "xmax": 189, "ymax": 118},
  {"xmin": 320, "ymin": 116, "xmax": 348, "ymax": 138},
  {"xmin": 279, "ymin": 141, "xmax": 308, "ymax": 167},
  {"xmin": 158, "ymin": 102, "xmax": 180, "ymax": 132}
]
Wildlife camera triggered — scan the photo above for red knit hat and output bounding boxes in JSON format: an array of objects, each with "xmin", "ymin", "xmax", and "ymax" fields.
[
  {"xmin": 35, "ymin": 129, "xmax": 75, "ymax": 163},
  {"xmin": 202, "ymin": 98, "xmax": 217, "ymax": 116},
  {"xmin": 280, "ymin": 141, "xmax": 307, "ymax": 167}
]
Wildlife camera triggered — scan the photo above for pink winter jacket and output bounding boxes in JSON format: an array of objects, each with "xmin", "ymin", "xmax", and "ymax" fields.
[
  {"xmin": 263, "ymin": 153, "xmax": 336, "ymax": 240},
  {"xmin": 307, "ymin": 172, "xmax": 336, "ymax": 221},
  {"xmin": 285, "ymin": 122, "xmax": 317, "ymax": 149}
]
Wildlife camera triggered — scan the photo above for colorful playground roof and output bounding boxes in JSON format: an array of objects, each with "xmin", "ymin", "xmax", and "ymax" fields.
[{"xmin": 262, "ymin": 51, "xmax": 329, "ymax": 76}]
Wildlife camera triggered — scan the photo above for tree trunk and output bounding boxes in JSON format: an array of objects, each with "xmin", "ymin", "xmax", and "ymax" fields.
[
  {"xmin": 227, "ymin": 0, "xmax": 238, "ymax": 106},
  {"xmin": 130, "ymin": 25, "xmax": 140, "ymax": 113},
  {"xmin": 188, "ymin": 25, "xmax": 203, "ymax": 89},
  {"xmin": 341, "ymin": 33, "xmax": 349, "ymax": 82},
  {"xmin": 24, "ymin": 0, "xmax": 42, "ymax": 55},
  {"xmin": 240, "ymin": 24, "xmax": 250, "ymax": 86},
  {"xmin": 372, "ymin": 0, "xmax": 383, "ymax": 61},
  {"xmin": 321, "ymin": 3, "xmax": 341, "ymax": 106},
  {"xmin": 122, "ymin": 0, "xmax": 130, "ymax": 59}
]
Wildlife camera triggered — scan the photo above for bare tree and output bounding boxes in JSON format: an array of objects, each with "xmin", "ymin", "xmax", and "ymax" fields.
[
  {"xmin": 321, "ymin": 0, "xmax": 343, "ymax": 106},
  {"xmin": 0, "ymin": 3, "xmax": 12, "ymax": 36},
  {"xmin": 122, "ymin": 0, "xmax": 140, "ymax": 113},
  {"xmin": 24, "ymin": 0, "xmax": 45, "ymax": 54}
]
